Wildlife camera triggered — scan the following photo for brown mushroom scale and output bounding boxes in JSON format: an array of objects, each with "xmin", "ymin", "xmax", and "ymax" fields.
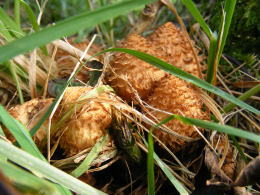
[{"xmin": 107, "ymin": 22, "xmax": 209, "ymax": 151}]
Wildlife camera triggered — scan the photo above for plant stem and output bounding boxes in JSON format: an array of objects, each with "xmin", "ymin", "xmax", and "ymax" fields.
[{"xmin": 223, "ymin": 84, "xmax": 260, "ymax": 113}]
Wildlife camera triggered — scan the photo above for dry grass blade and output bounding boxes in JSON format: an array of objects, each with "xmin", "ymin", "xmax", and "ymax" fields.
[{"xmin": 29, "ymin": 49, "xmax": 37, "ymax": 98}]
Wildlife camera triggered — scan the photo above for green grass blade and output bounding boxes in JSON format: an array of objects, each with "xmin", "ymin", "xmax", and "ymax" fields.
[
  {"xmin": 223, "ymin": 84, "xmax": 260, "ymax": 113},
  {"xmin": 143, "ymin": 113, "xmax": 259, "ymax": 193},
  {"xmin": 172, "ymin": 115, "xmax": 260, "ymax": 143},
  {"xmin": 181, "ymin": 0, "xmax": 213, "ymax": 38},
  {"xmin": 0, "ymin": 126, "xmax": 5, "ymax": 137},
  {"xmin": 0, "ymin": 127, "xmax": 7, "ymax": 161},
  {"xmin": 20, "ymin": 0, "xmax": 48, "ymax": 55},
  {"xmin": 230, "ymin": 135, "xmax": 248, "ymax": 163},
  {"xmin": 20, "ymin": 0, "xmax": 40, "ymax": 31},
  {"xmin": 206, "ymin": 34, "xmax": 218, "ymax": 83},
  {"xmin": 0, "ymin": 7, "xmax": 24, "ymax": 38},
  {"xmin": 0, "ymin": 20, "xmax": 14, "ymax": 42},
  {"xmin": 5, "ymin": 61, "xmax": 24, "ymax": 104},
  {"xmin": 147, "ymin": 130, "xmax": 155, "ymax": 195},
  {"xmin": 71, "ymin": 133, "xmax": 109, "ymax": 178},
  {"xmin": 217, "ymin": 0, "xmax": 237, "ymax": 63},
  {"xmin": 138, "ymin": 117, "xmax": 188, "ymax": 194},
  {"xmin": 0, "ymin": 104, "xmax": 45, "ymax": 161},
  {"xmin": 0, "ymin": 161, "xmax": 60, "ymax": 195},
  {"xmin": 0, "ymin": 0, "xmax": 156, "ymax": 63},
  {"xmin": 14, "ymin": 0, "xmax": 21, "ymax": 28},
  {"xmin": 97, "ymin": 48, "xmax": 260, "ymax": 116},
  {"xmin": 0, "ymin": 139, "xmax": 107, "ymax": 195},
  {"xmin": 154, "ymin": 153, "xmax": 189, "ymax": 194}
]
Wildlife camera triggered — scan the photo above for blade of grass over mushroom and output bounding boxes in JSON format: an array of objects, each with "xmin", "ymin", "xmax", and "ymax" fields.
[
  {"xmin": 0, "ymin": 140, "xmax": 107, "ymax": 195},
  {"xmin": 147, "ymin": 129, "xmax": 155, "ymax": 195},
  {"xmin": 97, "ymin": 48, "xmax": 260, "ymax": 116},
  {"xmin": 44, "ymin": 85, "xmax": 113, "ymax": 139},
  {"xmin": 0, "ymin": 161, "xmax": 61, "ymax": 195},
  {"xmin": 181, "ymin": 0, "xmax": 213, "ymax": 38},
  {"xmin": 0, "ymin": 0, "xmax": 156, "ymax": 63},
  {"xmin": 29, "ymin": 61, "xmax": 107, "ymax": 137},
  {"xmin": 71, "ymin": 133, "xmax": 109, "ymax": 178},
  {"xmin": 0, "ymin": 104, "xmax": 45, "ymax": 161},
  {"xmin": 223, "ymin": 84, "xmax": 260, "ymax": 113},
  {"xmin": 0, "ymin": 7, "xmax": 24, "ymax": 38},
  {"xmin": 29, "ymin": 63, "xmax": 83, "ymax": 137}
]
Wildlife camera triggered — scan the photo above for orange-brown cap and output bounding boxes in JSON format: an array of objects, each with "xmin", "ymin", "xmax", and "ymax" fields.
[
  {"xmin": 59, "ymin": 87, "xmax": 113, "ymax": 156},
  {"xmin": 148, "ymin": 22, "xmax": 200, "ymax": 77}
]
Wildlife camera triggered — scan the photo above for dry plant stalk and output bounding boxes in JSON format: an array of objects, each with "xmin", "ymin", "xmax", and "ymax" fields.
[
  {"xmin": 106, "ymin": 22, "xmax": 209, "ymax": 151},
  {"xmin": 53, "ymin": 38, "xmax": 102, "ymax": 83}
]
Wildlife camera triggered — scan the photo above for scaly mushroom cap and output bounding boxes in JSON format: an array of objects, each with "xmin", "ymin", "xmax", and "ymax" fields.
[
  {"xmin": 4, "ymin": 98, "xmax": 54, "ymax": 147},
  {"xmin": 107, "ymin": 34, "xmax": 167, "ymax": 102},
  {"xmin": 145, "ymin": 75, "xmax": 207, "ymax": 151},
  {"xmin": 148, "ymin": 22, "xmax": 200, "ymax": 77},
  {"xmin": 59, "ymin": 87, "xmax": 113, "ymax": 156}
]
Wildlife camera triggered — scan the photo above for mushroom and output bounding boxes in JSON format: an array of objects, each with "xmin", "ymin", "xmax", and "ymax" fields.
[
  {"xmin": 58, "ymin": 86, "xmax": 114, "ymax": 156},
  {"xmin": 2, "ymin": 98, "xmax": 54, "ymax": 149},
  {"xmin": 106, "ymin": 22, "xmax": 209, "ymax": 151},
  {"xmin": 147, "ymin": 22, "xmax": 201, "ymax": 77},
  {"xmin": 2, "ymin": 86, "xmax": 118, "ymax": 157},
  {"xmin": 106, "ymin": 34, "xmax": 167, "ymax": 102}
]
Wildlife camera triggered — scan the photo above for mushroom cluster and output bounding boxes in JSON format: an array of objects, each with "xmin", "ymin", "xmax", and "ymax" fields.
[
  {"xmin": 3, "ymin": 86, "xmax": 117, "ymax": 157},
  {"xmin": 3, "ymin": 22, "xmax": 209, "ymax": 157},
  {"xmin": 106, "ymin": 22, "xmax": 209, "ymax": 151}
]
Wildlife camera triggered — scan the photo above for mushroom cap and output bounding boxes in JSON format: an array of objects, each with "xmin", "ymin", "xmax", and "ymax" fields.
[
  {"xmin": 4, "ymin": 98, "xmax": 54, "ymax": 147},
  {"xmin": 148, "ymin": 22, "xmax": 200, "ymax": 77},
  {"xmin": 145, "ymin": 75, "xmax": 207, "ymax": 151},
  {"xmin": 59, "ymin": 87, "xmax": 113, "ymax": 156},
  {"xmin": 107, "ymin": 34, "xmax": 167, "ymax": 102}
]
